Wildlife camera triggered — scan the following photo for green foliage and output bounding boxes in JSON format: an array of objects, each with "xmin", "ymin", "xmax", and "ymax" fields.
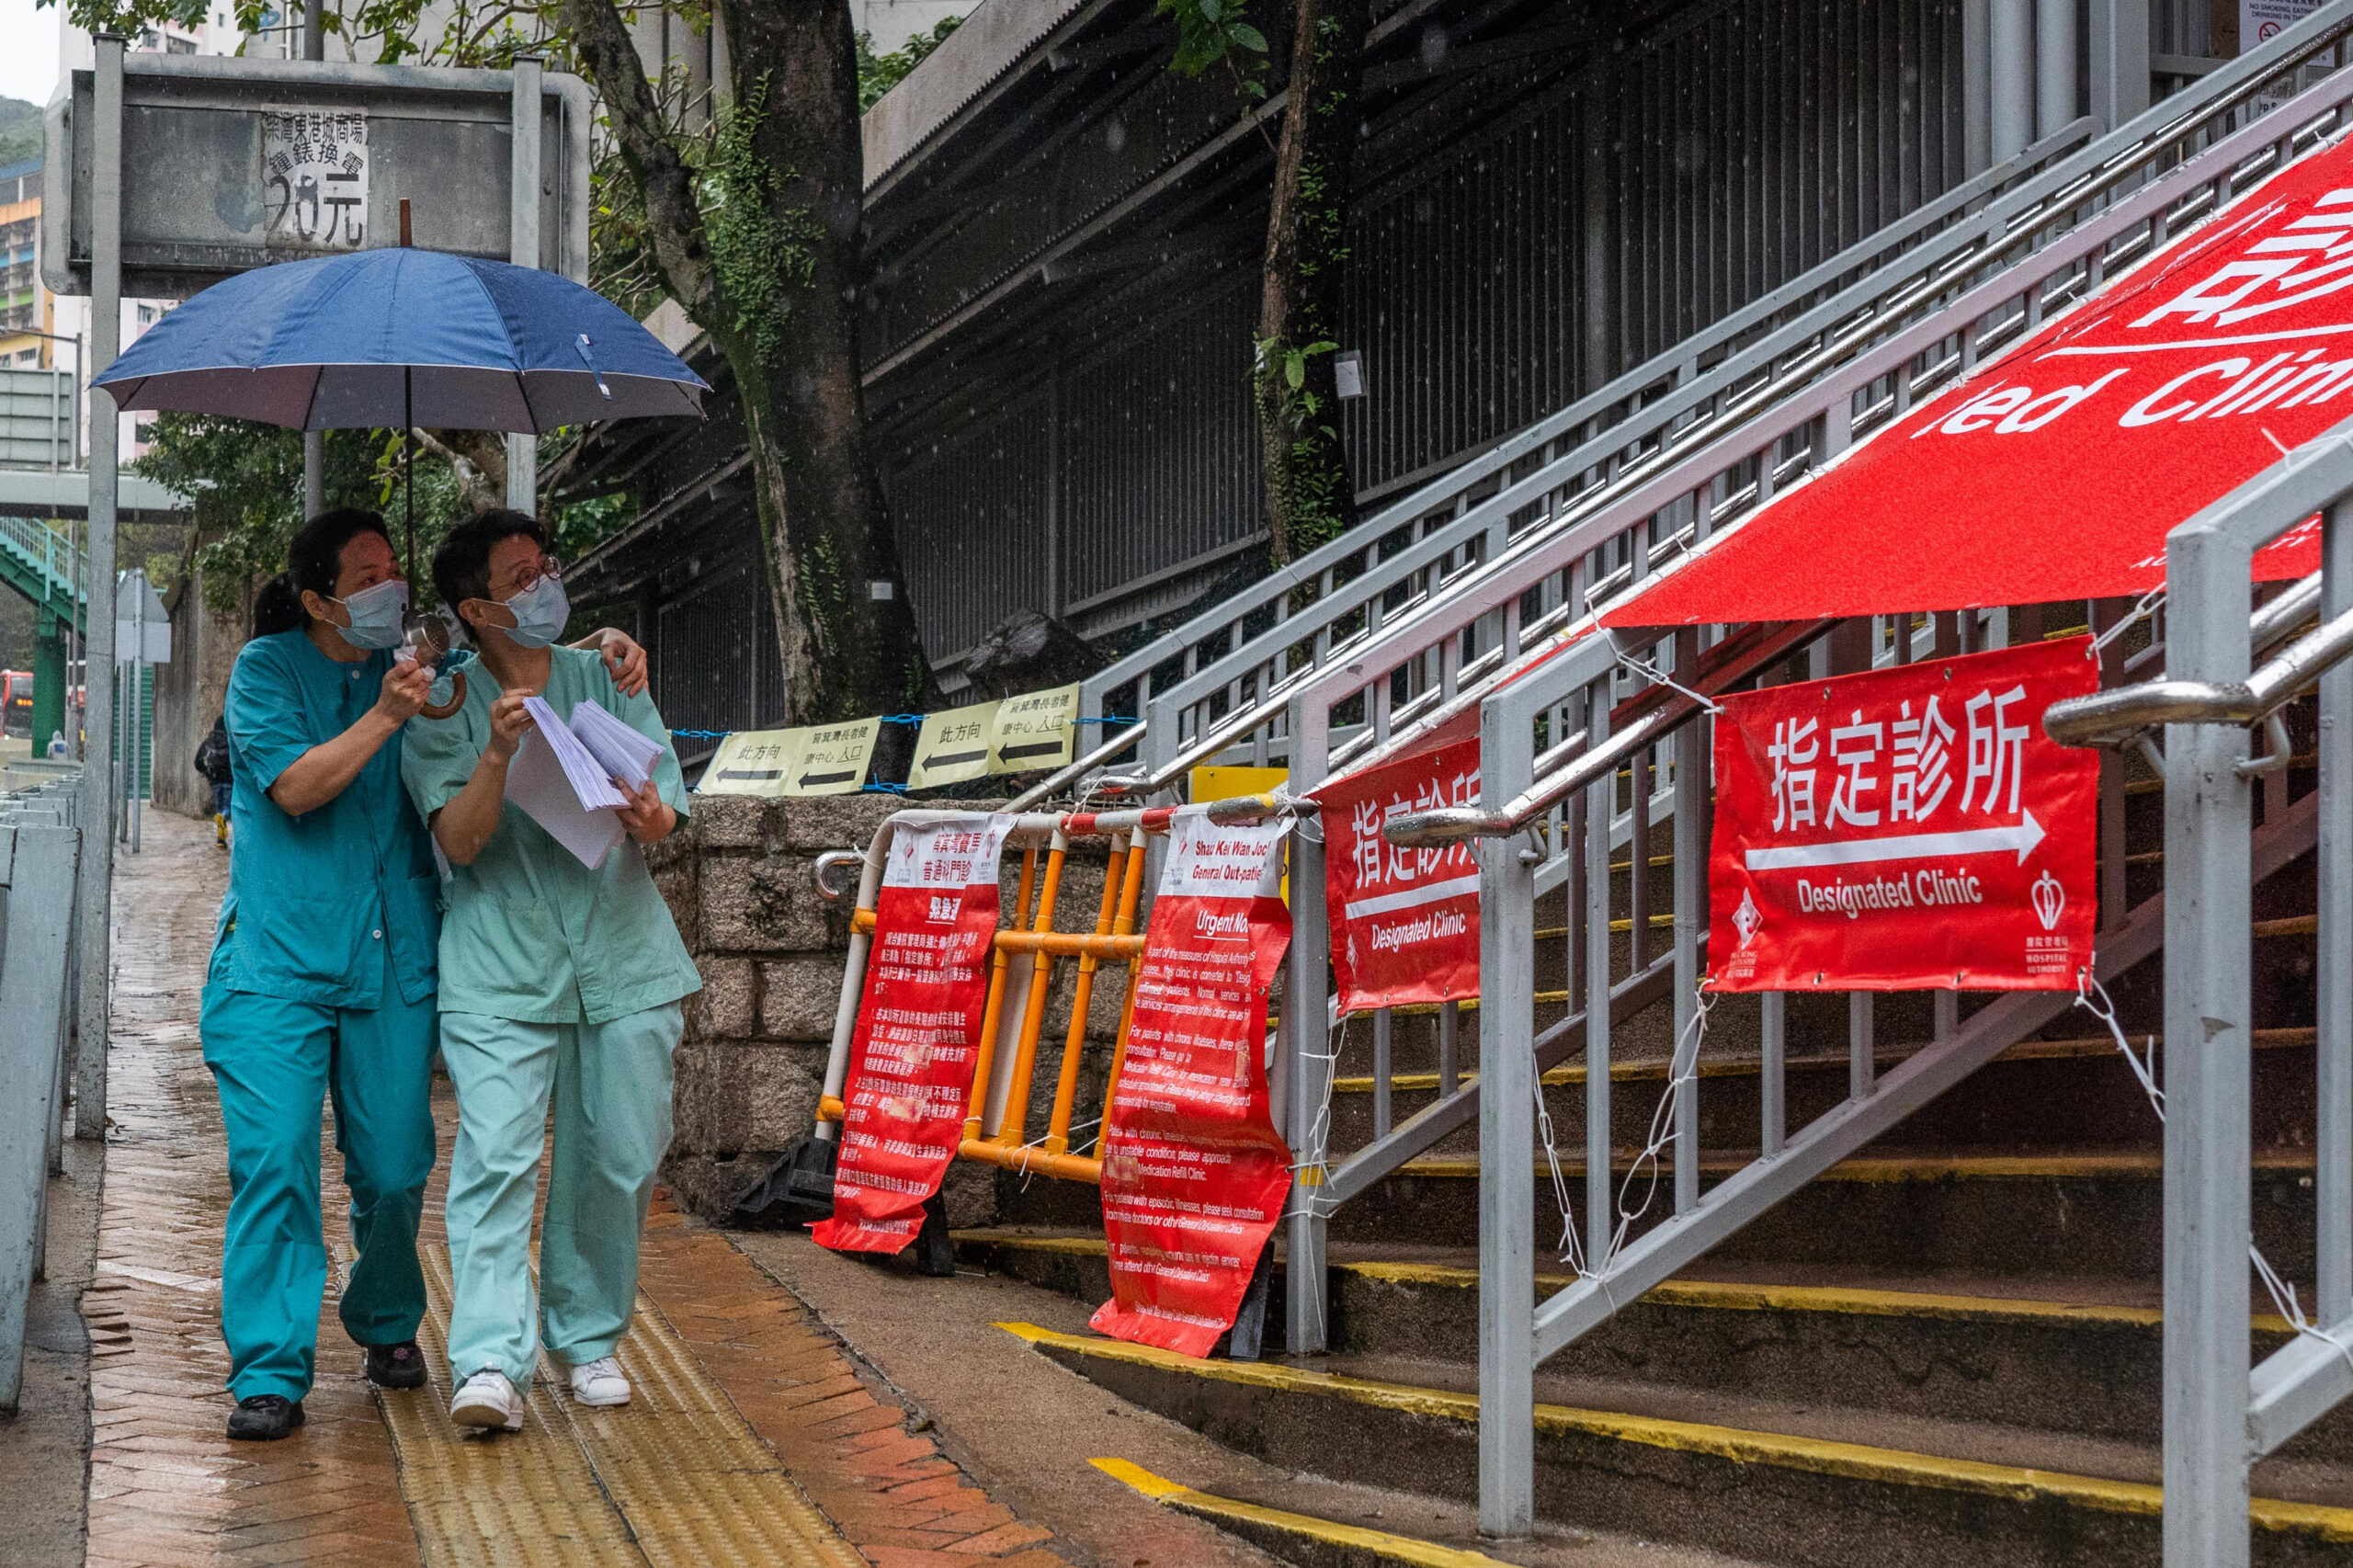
[
  {"xmin": 0, "ymin": 98, "xmax": 41, "ymax": 169},
  {"xmin": 1156, "ymin": 0, "xmax": 1267, "ymax": 93},
  {"xmin": 856, "ymin": 17, "xmax": 961, "ymax": 113},
  {"xmin": 700, "ymin": 73, "xmax": 822, "ymax": 369}
]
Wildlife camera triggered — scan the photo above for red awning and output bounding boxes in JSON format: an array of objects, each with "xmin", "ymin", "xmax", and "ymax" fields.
[{"xmin": 1601, "ymin": 136, "xmax": 2347, "ymax": 631}]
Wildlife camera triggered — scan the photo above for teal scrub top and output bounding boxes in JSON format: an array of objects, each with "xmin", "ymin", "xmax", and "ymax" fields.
[
  {"xmin": 214, "ymin": 628, "xmax": 444, "ymax": 1009},
  {"xmin": 400, "ymin": 644, "xmax": 700, "ymax": 1026}
]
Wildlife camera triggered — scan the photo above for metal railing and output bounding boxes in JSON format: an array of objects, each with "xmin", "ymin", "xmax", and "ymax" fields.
[
  {"xmin": 0, "ymin": 772, "xmax": 84, "ymax": 1415},
  {"xmin": 1245, "ymin": 21, "xmax": 2353, "ymax": 1358},
  {"xmin": 2040, "ymin": 430, "xmax": 2353, "ymax": 1568},
  {"xmin": 1014, "ymin": 1, "xmax": 2353, "ymax": 818}
]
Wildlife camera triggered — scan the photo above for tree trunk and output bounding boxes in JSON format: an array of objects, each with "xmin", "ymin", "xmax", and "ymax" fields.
[
  {"xmin": 562, "ymin": 0, "xmax": 934, "ymax": 725},
  {"xmin": 1256, "ymin": 0, "xmax": 1370, "ymax": 566}
]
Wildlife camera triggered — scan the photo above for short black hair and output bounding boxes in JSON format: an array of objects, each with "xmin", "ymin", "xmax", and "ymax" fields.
[
  {"xmin": 433, "ymin": 508, "xmax": 551, "ymax": 619},
  {"xmin": 251, "ymin": 507, "xmax": 391, "ymax": 638}
]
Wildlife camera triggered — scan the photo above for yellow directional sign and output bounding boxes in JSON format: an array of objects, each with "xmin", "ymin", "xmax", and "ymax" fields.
[
  {"xmin": 697, "ymin": 730, "xmax": 801, "ymax": 797},
  {"xmin": 790, "ymin": 720, "xmax": 881, "ymax": 795},
  {"xmin": 989, "ymin": 683, "xmax": 1080, "ymax": 773},
  {"xmin": 906, "ymin": 701, "xmax": 1000, "ymax": 790}
]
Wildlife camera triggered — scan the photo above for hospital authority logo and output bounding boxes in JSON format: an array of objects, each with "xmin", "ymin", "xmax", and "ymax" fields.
[
  {"xmin": 2030, "ymin": 869, "xmax": 2066, "ymax": 933},
  {"xmin": 1733, "ymin": 887, "xmax": 1764, "ymax": 949}
]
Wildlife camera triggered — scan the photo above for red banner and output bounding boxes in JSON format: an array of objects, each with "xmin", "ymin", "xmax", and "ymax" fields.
[
  {"xmin": 1317, "ymin": 737, "xmax": 1481, "ymax": 1015},
  {"xmin": 1602, "ymin": 134, "xmax": 2353, "ymax": 631},
  {"xmin": 1091, "ymin": 811, "xmax": 1295, "ymax": 1358},
  {"xmin": 813, "ymin": 812, "xmax": 1012, "ymax": 1254},
  {"xmin": 1710, "ymin": 639, "xmax": 2097, "ymax": 993}
]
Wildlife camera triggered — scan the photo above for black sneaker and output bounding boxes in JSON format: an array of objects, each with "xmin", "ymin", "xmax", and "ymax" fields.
[
  {"xmin": 365, "ymin": 1341, "xmax": 428, "ymax": 1390},
  {"xmin": 226, "ymin": 1394, "xmax": 305, "ymax": 1441}
]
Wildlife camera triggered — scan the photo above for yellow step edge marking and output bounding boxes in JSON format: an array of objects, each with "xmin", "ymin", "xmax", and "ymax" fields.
[
  {"xmin": 1004, "ymin": 1325, "xmax": 2353, "ymax": 1541},
  {"xmin": 1090, "ymin": 1458, "xmax": 1519, "ymax": 1568},
  {"xmin": 1326, "ymin": 1028, "xmax": 2320, "ymax": 1097},
  {"xmin": 1393, "ymin": 1151, "xmax": 2316, "ymax": 1182},
  {"xmin": 966, "ymin": 1240, "xmax": 2293, "ymax": 1335}
]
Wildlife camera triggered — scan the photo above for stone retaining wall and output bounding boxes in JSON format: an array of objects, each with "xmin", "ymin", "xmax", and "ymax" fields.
[{"xmin": 653, "ymin": 793, "xmax": 1131, "ymax": 1230}]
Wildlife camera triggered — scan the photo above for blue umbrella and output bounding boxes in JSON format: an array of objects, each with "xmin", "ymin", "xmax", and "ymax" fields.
[{"xmin": 92, "ymin": 245, "xmax": 708, "ymax": 431}]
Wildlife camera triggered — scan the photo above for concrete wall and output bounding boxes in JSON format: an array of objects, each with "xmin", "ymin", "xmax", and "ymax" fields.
[
  {"xmin": 150, "ymin": 568, "xmax": 252, "ymax": 822},
  {"xmin": 657, "ymin": 791, "xmax": 1131, "ymax": 1232}
]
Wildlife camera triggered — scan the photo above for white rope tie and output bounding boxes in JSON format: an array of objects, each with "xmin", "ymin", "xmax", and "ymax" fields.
[
  {"xmin": 1599, "ymin": 984, "xmax": 1719, "ymax": 1275},
  {"xmin": 2089, "ymin": 585, "xmax": 2165, "ymax": 660},
  {"xmin": 1618, "ymin": 649, "xmax": 1722, "ymax": 715},
  {"xmin": 2075, "ymin": 967, "xmax": 2353, "ymax": 1380}
]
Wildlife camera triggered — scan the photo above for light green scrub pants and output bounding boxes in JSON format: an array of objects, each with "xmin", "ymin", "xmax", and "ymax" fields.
[
  {"xmin": 199, "ymin": 944, "xmax": 437, "ymax": 1401},
  {"xmin": 438, "ymin": 1003, "xmax": 684, "ymax": 1383}
]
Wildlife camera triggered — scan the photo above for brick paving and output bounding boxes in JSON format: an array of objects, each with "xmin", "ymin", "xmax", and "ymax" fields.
[{"xmin": 75, "ymin": 809, "xmax": 1080, "ymax": 1568}]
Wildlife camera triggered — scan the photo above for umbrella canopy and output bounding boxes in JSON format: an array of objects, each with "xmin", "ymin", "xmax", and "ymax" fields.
[{"xmin": 92, "ymin": 247, "xmax": 707, "ymax": 433}]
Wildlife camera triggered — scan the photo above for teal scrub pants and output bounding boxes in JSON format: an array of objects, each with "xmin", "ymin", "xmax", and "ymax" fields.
[
  {"xmin": 438, "ymin": 1003, "xmax": 683, "ymax": 1383},
  {"xmin": 199, "ymin": 944, "xmax": 437, "ymax": 1401}
]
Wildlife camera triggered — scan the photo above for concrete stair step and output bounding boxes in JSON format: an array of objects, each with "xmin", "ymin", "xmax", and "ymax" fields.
[
  {"xmin": 959, "ymin": 1231, "xmax": 2353, "ymax": 1460},
  {"xmin": 1002, "ymin": 1320, "xmax": 2353, "ymax": 1568},
  {"xmin": 1320, "ymin": 1028, "xmax": 2323, "ymax": 1157}
]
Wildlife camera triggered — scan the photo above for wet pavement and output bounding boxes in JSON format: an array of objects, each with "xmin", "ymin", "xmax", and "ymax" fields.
[{"xmin": 61, "ymin": 808, "xmax": 1082, "ymax": 1567}]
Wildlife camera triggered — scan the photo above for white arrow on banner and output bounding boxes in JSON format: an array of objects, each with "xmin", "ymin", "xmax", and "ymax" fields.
[{"xmin": 1745, "ymin": 811, "xmax": 2046, "ymax": 872}]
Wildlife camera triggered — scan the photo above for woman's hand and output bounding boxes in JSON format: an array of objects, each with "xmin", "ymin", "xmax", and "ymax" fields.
[
  {"xmin": 586, "ymin": 629, "xmax": 648, "ymax": 698},
  {"xmin": 615, "ymin": 778, "xmax": 676, "ymax": 845},
  {"xmin": 373, "ymin": 659, "xmax": 434, "ymax": 726},
  {"xmin": 486, "ymin": 691, "xmax": 537, "ymax": 764}
]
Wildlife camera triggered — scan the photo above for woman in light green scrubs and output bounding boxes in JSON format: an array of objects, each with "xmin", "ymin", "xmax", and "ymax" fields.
[
  {"xmin": 400, "ymin": 508, "xmax": 699, "ymax": 1434},
  {"xmin": 200, "ymin": 507, "xmax": 646, "ymax": 1443}
]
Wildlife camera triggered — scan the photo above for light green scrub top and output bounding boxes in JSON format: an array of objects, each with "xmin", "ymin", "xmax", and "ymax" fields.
[
  {"xmin": 214, "ymin": 629, "xmax": 444, "ymax": 1009},
  {"xmin": 400, "ymin": 645, "xmax": 700, "ymax": 1025}
]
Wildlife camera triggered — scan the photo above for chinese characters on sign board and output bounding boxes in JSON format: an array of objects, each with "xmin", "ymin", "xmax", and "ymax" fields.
[
  {"xmin": 263, "ymin": 108, "xmax": 368, "ymax": 251},
  {"xmin": 1091, "ymin": 811, "xmax": 1295, "ymax": 1358},
  {"xmin": 813, "ymin": 813, "xmax": 1014, "ymax": 1255},
  {"xmin": 1710, "ymin": 638, "xmax": 2098, "ymax": 993},
  {"xmin": 1317, "ymin": 738, "xmax": 1481, "ymax": 1014}
]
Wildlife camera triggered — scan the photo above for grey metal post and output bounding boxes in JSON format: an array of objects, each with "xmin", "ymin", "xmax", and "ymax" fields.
[
  {"xmin": 74, "ymin": 37, "xmax": 123, "ymax": 1143},
  {"xmin": 131, "ymin": 579, "xmax": 142, "ymax": 855},
  {"xmin": 1584, "ymin": 679, "xmax": 1613, "ymax": 1269},
  {"xmin": 1671, "ymin": 635, "xmax": 1705, "ymax": 1215},
  {"xmin": 2088, "ymin": 0, "xmax": 2150, "ymax": 131},
  {"xmin": 1284, "ymin": 690, "xmax": 1333, "ymax": 1356},
  {"xmin": 2161, "ymin": 519, "xmax": 2256, "ymax": 1568},
  {"xmin": 301, "ymin": 0, "xmax": 323, "ymax": 62},
  {"xmin": 508, "ymin": 57, "xmax": 543, "ymax": 512},
  {"xmin": 1476, "ymin": 683, "xmax": 1536, "ymax": 1539},
  {"xmin": 2037, "ymin": 0, "xmax": 2077, "ymax": 137},
  {"xmin": 1992, "ymin": 0, "xmax": 2034, "ymax": 160},
  {"xmin": 2320, "ymin": 499, "xmax": 2352, "ymax": 1319},
  {"xmin": 1964, "ymin": 0, "xmax": 1994, "ymax": 175}
]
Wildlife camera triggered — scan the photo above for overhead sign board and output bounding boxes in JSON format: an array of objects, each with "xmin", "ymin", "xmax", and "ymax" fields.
[{"xmin": 43, "ymin": 55, "xmax": 590, "ymax": 298}]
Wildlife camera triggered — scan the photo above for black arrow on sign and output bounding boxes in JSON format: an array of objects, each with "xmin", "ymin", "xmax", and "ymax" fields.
[
  {"xmin": 799, "ymin": 768, "xmax": 861, "ymax": 788},
  {"xmin": 920, "ymin": 747, "xmax": 988, "ymax": 771},
  {"xmin": 996, "ymin": 740, "xmax": 1065, "ymax": 764},
  {"xmin": 715, "ymin": 766, "xmax": 786, "ymax": 782}
]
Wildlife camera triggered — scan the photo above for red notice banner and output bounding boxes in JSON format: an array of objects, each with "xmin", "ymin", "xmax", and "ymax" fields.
[
  {"xmin": 1091, "ymin": 810, "xmax": 1295, "ymax": 1358},
  {"xmin": 1318, "ymin": 737, "xmax": 1482, "ymax": 1015},
  {"xmin": 813, "ymin": 812, "xmax": 1012, "ymax": 1255},
  {"xmin": 1710, "ymin": 640, "xmax": 2097, "ymax": 993}
]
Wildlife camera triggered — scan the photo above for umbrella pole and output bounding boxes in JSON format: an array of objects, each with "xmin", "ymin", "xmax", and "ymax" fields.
[{"xmin": 404, "ymin": 367, "xmax": 415, "ymax": 583}]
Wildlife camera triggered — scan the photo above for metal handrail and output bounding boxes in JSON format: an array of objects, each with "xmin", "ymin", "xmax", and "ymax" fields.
[
  {"xmin": 1016, "ymin": 2, "xmax": 2353, "ymax": 811},
  {"xmin": 2047, "ymin": 602, "xmax": 2353, "ymax": 743}
]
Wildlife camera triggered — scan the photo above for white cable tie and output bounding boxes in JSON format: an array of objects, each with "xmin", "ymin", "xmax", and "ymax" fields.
[
  {"xmin": 1619, "ymin": 649, "xmax": 1722, "ymax": 715},
  {"xmin": 1596, "ymin": 983, "xmax": 1718, "ymax": 1277}
]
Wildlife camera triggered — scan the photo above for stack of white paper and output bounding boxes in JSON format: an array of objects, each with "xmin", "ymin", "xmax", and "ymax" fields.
[
  {"xmin": 502, "ymin": 697, "xmax": 665, "ymax": 869},
  {"xmin": 570, "ymin": 700, "xmax": 664, "ymax": 790}
]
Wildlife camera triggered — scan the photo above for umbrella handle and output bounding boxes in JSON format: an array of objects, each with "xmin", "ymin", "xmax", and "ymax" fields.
[{"xmin": 420, "ymin": 670, "xmax": 467, "ymax": 721}]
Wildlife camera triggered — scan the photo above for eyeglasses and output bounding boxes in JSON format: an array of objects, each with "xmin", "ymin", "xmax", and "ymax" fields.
[{"xmin": 505, "ymin": 556, "xmax": 563, "ymax": 594}]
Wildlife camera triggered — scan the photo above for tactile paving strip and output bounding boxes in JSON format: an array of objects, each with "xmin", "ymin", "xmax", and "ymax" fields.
[{"xmin": 375, "ymin": 1240, "xmax": 862, "ymax": 1568}]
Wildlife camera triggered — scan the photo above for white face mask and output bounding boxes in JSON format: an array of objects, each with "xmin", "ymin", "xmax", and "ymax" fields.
[
  {"xmin": 498, "ymin": 575, "xmax": 571, "ymax": 649},
  {"xmin": 332, "ymin": 577, "xmax": 410, "ymax": 651}
]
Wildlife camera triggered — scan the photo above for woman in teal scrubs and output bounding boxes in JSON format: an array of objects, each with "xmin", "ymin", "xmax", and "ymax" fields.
[{"xmin": 200, "ymin": 507, "xmax": 643, "ymax": 1441}]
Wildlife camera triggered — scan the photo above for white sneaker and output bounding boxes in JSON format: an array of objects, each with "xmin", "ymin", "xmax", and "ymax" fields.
[
  {"xmin": 449, "ymin": 1369, "xmax": 523, "ymax": 1432},
  {"xmin": 568, "ymin": 1355, "xmax": 631, "ymax": 1408}
]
